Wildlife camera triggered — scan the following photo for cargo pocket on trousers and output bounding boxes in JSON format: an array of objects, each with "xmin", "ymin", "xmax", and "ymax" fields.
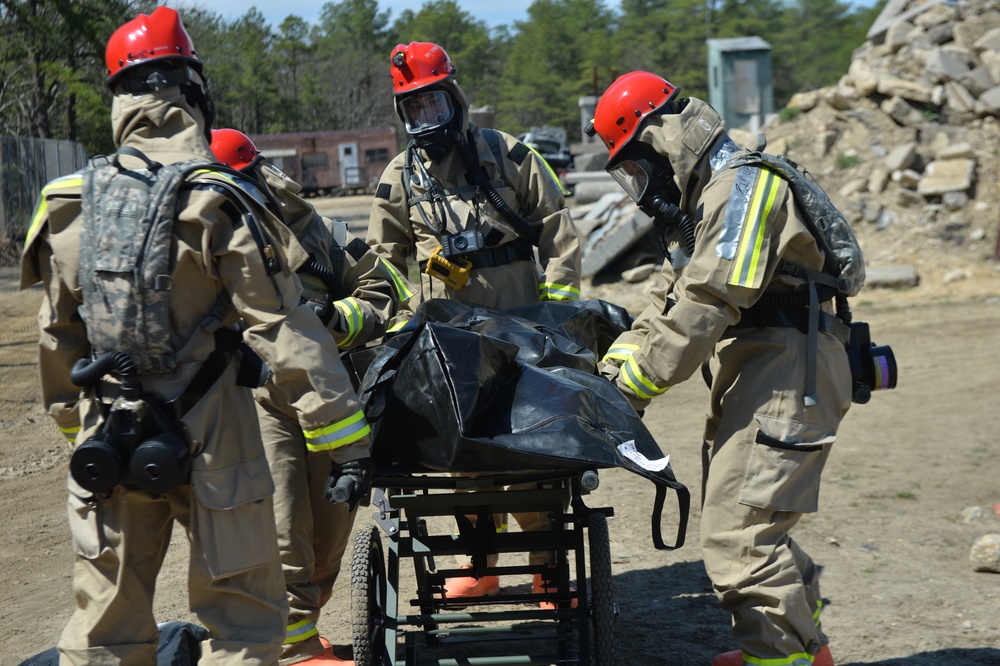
[
  {"xmin": 66, "ymin": 474, "xmax": 119, "ymax": 559},
  {"xmin": 191, "ymin": 453, "xmax": 277, "ymax": 579},
  {"xmin": 738, "ymin": 413, "xmax": 836, "ymax": 513}
]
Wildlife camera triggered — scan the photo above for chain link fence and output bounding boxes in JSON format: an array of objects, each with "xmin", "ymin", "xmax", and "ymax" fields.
[{"xmin": 1, "ymin": 135, "xmax": 88, "ymax": 241}]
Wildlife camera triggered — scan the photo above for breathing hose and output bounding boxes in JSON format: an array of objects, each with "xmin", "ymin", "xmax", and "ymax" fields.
[
  {"xmin": 455, "ymin": 130, "xmax": 541, "ymax": 246},
  {"xmin": 71, "ymin": 352, "xmax": 141, "ymax": 399}
]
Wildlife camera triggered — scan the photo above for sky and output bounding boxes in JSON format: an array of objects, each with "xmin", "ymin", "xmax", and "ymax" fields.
[
  {"xmin": 192, "ymin": 0, "xmax": 879, "ymax": 32},
  {"xmin": 190, "ymin": 0, "xmax": 592, "ymax": 29}
]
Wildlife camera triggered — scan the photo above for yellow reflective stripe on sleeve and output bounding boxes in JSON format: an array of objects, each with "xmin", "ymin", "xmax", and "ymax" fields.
[
  {"xmin": 539, "ymin": 282, "xmax": 580, "ymax": 301},
  {"xmin": 742, "ymin": 652, "xmax": 815, "ymax": 665},
  {"xmin": 381, "ymin": 257, "xmax": 414, "ymax": 301},
  {"xmin": 26, "ymin": 175, "xmax": 84, "ymax": 242},
  {"xmin": 602, "ymin": 343, "xmax": 639, "ymax": 364},
  {"xmin": 813, "ymin": 600, "xmax": 823, "ymax": 627},
  {"xmin": 303, "ymin": 410, "xmax": 371, "ymax": 452},
  {"xmin": 58, "ymin": 424, "xmax": 81, "ymax": 443},
  {"xmin": 527, "ymin": 145, "xmax": 571, "ymax": 196},
  {"xmin": 728, "ymin": 168, "xmax": 779, "ymax": 288},
  {"xmin": 285, "ymin": 618, "xmax": 318, "ymax": 644},
  {"xmin": 333, "ymin": 297, "xmax": 363, "ymax": 348},
  {"xmin": 387, "ymin": 317, "xmax": 411, "ymax": 333},
  {"xmin": 620, "ymin": 355, "xmax": 669, "ymax": 400}
]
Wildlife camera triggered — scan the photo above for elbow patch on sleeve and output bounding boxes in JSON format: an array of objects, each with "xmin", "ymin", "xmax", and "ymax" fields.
[
  {"xmin": 346, "ymin": 238, "xmax": 370, "ymax": 261},
  {"xmin": 376, "ymin": 183, "xmax": 392, "ymax": 200},
  {"xmin": 509, "ymin": 142, "xmax": 529, "ymax": 166}
]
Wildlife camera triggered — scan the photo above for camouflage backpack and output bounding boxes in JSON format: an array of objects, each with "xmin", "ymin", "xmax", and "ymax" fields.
[
  {"xmin": 79, "ymin": 147, "xmax": 208, "ymax": 374},
  {"xmin": 721, "ymin": 150, "xmax": 866, "ymax": 297}
]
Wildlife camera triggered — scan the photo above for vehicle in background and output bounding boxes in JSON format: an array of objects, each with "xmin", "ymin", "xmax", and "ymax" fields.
[
  {"xmin": 251, "ymin": 127, "xmax": 398, "ymax": 197},
  {"xmin": 517, "ymin": 126, "xmax": 573, "ymax": 172}
]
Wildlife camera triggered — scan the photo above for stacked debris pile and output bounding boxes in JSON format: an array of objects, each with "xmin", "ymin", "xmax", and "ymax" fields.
[{"xmin": 573, "ymin": 0, "xmax": 1000, "ymax": 289}]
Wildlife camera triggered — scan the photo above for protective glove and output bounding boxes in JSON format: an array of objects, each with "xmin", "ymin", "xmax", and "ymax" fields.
[
  {"xmin": 324, "ymin": 458, "xmax": 374, "ymax": 511},
  {"xmin": 600, "ymin": 361, "xmax": 649, "ymax": 417}
]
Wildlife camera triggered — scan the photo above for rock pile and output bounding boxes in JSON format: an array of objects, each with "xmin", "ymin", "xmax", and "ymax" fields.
[{"xmin": 573, "ymin": 0, "xmax": 1000, "ymax": 286}]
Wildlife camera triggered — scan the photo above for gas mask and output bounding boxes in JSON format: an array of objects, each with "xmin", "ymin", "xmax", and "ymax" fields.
[
  {"xmin": 607, "ymin": 142, "xmax": 696, "ymax": 257},
  {"xmin": 399, "ymin": 89, "xmax": 457, "ymax": 160}
]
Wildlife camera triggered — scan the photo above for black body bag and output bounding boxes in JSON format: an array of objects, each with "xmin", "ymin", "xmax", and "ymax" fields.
[{"xmin": 351, "ymin": 299, "xmax": 690, "ymax": 550}]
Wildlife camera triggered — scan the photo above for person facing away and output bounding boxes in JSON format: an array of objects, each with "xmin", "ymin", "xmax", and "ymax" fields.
[
  {"xmin": 589, "ymin": 71, "xmax": 849, "ymax": 666},
  {"xmin": 20, "ymin": 8, "xmax": 372, "ymax": 665},
  {"xmin": 365, "ymin": 41, "xmax": 583, "ymax": 605},
  {"xmin": 211, "ymin": 127, "xmax": 411, "ymax": 665}
]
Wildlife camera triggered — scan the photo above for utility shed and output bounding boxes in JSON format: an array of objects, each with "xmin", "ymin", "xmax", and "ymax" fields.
[{"xmin": 707, "ymin": 36, "xmax": 773, "ymax": 133}]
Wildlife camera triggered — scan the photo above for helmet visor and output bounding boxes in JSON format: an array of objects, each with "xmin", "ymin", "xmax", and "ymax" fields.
[
  {"xmin": 608, "ymin": 159, "xmax": 650, "ymax": 203},
  {"xmin": 399, "ymin": 90, "xmax": 454, "ymax": 134}
]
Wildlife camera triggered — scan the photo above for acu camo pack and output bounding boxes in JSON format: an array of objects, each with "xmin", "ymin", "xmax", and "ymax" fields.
[
  {"xmin": 721, "ymin": 149, "xmax": 866, "ymax": 297},
  {"xmin": 79, "ymin": 148, "xmax": 210, "ymax": 374}
]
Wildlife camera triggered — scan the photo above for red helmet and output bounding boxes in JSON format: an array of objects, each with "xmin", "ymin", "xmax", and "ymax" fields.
[
  {"xmin": 105, "ymin": 6, "xmax": 200, "ymax": 84},
  {"xmin": 210, "ymin": 128, "xmax": 261, "ymax": 171},
  {"xmin": 590, "ymin": 71, "xmax": 681, "ymax": 162},
  {"xmin": 390, "ymin": 42, "xmax": 456, "ymax": 95}
]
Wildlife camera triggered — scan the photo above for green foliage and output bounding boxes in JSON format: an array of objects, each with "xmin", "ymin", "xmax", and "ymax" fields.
[
  {"xmin": 0, "ymin": 0, "xmax": 889, "ymax": 156},
  {"xmin": 779, "ymin": 106, "xmax": 802, "ymax": 122},
  {"xmin": 837, "ymin": 153, "xmax": 860, "ymax": 169}
]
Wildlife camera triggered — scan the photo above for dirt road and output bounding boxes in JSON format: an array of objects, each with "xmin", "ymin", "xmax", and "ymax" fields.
[{"xmin": 2, "ymin": 254, "xmax": 1000, "ymax": 664}]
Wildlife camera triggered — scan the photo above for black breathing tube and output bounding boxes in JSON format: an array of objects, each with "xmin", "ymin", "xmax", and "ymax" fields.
[
  {"xmin": 71, "ymin": 352, "xmax": 141, "ymax": 400},
  {"xmin": 648, "ymin": 195, "xmax": 697, "ymax": 257},
  {"xmin": 300, "ymin": 256, "xmax": 348, "ymax": 301},
  {"xmin": 455, "ymin": 130, "xmax": 541, "ymax": 246}
]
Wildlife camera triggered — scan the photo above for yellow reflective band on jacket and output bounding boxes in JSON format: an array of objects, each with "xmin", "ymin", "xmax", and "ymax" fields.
[
  {"xmin": 742, "ymin": 652, "xmax": 816, "ymax": 665},
  {"xmin": 285, "ymin": 618, "xmax": 319, "ymax": 644},
  {"xmin": 303, "ymin": 410, "xmax": 371, "ymax": 452},
  {"xmin": 58, "ymin": 424, "xmax": 81, "ymax": 443},
  {"xmin": 813, "ymin": 599, "xmax": 823, "ymax": 627},
  {"xmin": 728, "ymin": 167, "xmax": 779, "ymax": 289},
  {"xmin": 381, "ymin": 257, "xmax": 414, "ymax": 301},
  {"xmin": 602, "ymin": 343, "xmax": 639, "ymax": 364},
  {"xmin": 539, "ymin": 282, "xmax": 580, "ymax": 301},
  {"xmin": 527, "ymin": 145, "xmax": 571, "ymax": 197},
  {"xmin": 333, "ymin": 297, "xmax": 364, "ymax": 349},
  {"xmin": 26, "ymin": 175, "xmax": 84, "ymax": 243},
  {"xmin": 387, "ymin": 317, "xmax": 411, "ymax": 333},
  {"xmin": 621, "ymin": 355, "xmax": 669, "ymax": 400}
]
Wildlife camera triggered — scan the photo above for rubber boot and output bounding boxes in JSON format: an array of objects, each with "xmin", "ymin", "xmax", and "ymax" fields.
[
  {"xmin": 532, "ymin": 571, "xmax": 578, "ymax": 611},
  {"xmin": 442, "ymin": 565, "xmax": 500, "ymax": 600},
  {"xmin": 711, "ymin": 645, "xmax": 834, "ymax": 666}
]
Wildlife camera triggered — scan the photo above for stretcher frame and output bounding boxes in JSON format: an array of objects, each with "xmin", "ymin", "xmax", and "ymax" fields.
[{"xmin": 349, "ymin": 469, "xmax": 617, "ymax": 666}]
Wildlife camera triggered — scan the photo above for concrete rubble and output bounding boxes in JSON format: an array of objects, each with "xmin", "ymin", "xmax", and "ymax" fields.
[{"xmin": 568, "ymin": 0, "xmax": 1000, "ymax": 283}]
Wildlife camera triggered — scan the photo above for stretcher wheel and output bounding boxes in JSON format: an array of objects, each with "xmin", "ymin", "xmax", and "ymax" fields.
[
  {"xmin": 351, "ymin": 525, "xmax": 388, "ymax": 666},
  {"xmin": 588, "ymin": 511, "xmax": 616, "ymax": 665}
]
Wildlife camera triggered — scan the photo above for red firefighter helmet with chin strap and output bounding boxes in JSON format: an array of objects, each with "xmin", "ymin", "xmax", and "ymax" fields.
[
  {"xmin": 589, "ymin": 71, "xmax": 681, "ymax": 163},
  {"xmin": 105, "ymin": 6, "xmax": 201, "ymax": 85}
]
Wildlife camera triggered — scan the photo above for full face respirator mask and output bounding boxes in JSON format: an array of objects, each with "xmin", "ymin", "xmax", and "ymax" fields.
[
  {"xmin": 398, "ymin": 87, "xmax": 458, "ymax": 160},
  {"xmin": 608, "ymin": 142, "xmax": 696, "ymax": 256},
  {"xmin": 68, "ymin": 352, "xmax": 191, "ymax": 495}
]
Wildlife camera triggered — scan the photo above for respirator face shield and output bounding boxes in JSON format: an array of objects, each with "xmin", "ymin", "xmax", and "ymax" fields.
[
  {"xmin": 399, "ymin": 90, "xmax": 454, "ymax": 135},
  {"xmin": 607, "ymin": 145, "xmax": 679, "ymax": 217},
  {"xmin": 608, "ymin": 158, "xmax": 652, "ymax": 204}
]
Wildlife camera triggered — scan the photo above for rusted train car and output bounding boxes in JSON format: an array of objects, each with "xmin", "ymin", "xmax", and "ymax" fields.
[{"xmin": 250, "ymin": 127, "xmax": 398, "ymax": 197}]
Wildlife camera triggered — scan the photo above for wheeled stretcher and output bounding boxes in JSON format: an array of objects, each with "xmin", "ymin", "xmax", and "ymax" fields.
[
  {"xmin": 344, "ymin": 299, "xmax": 690, "ymax": 665},
  {"xmin": 350, "ymin": 470, "xmax": 616, "ymax": 666}
]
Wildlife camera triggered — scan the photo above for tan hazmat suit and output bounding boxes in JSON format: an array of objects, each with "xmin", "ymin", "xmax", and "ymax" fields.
[
  {"xmin": 366, "ymin": 78, "xmax": 583, "ymax": 569},
  {"xmin": 367, "ymin": 79, "xmax": 582, "ymax": 315},
  {"xmin": 21, "ymin": 82, "xmax": 371, "ymax": 666},
  {"xmin": 249, "ymin": 160, "xmax": 410, "ymax": 664},
  {"xmin": 601, "ymin": 99, "xmax": 852, "ymax": 664}
]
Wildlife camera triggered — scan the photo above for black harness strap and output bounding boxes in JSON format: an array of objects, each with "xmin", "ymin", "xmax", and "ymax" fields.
[{"xmin": 418, "ymin": 237, "xmax": 534, "ymax": 273}]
